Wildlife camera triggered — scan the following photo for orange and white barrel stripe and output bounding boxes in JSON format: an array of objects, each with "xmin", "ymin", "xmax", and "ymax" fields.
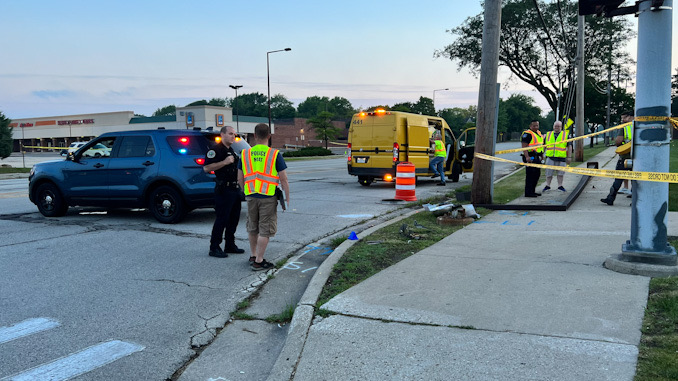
[{"xmin": 395, "ymin": 162, "xmax": 417, "ymax": 201}]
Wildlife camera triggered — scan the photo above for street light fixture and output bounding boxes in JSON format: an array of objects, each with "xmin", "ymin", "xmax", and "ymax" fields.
[
  {"xmin": 229, "ymin": 85, "xmax": 243, "ymax": 134},
  {"xmin": 433, "ymin": 88, "xmax": 449, "ymax": 111},
  {"xmin": 267, "ymin": 48, "xmax": 292, "ymax": 128}
]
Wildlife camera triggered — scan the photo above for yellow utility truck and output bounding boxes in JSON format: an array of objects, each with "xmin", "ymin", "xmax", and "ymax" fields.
[{"xmin": 347, "ymin": 109, "xmax": 475, "ymax": 186}]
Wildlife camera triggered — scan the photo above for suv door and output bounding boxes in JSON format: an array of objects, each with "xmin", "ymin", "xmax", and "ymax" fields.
[
  {"xmin": 63, "ymin": 137, "xmax": 115, "ymax": 204},
  {"xmin": 107, "ymin": 135, "xmax": 159, "ymax": 204}
]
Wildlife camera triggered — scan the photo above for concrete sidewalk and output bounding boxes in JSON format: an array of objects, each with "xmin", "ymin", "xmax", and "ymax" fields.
[{"xmin": 282, "ymin": 147, "xmax": 676, "ymax": 381}]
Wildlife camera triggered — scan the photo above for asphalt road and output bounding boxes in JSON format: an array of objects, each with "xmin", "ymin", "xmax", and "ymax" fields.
[{"xmin": 0, "ymin": 143, "xmax": 521, "ymax": 380}]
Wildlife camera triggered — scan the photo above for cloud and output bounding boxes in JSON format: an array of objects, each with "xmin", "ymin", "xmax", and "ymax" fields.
[{"xmin": 32, "ymin": 90, "xmax": 76, "ymax": 99}]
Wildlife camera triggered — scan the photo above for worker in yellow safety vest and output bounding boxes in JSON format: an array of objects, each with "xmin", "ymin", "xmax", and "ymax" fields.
[
  {"xmin": 601, "ymin": 110, "xmax": 634, "ymax": 205},
  {"xmin": 238, "ymin": 123, "xmax": 290, "ymax": 271},
  {"xmin": 521, "ymin": 120, "xmax": 544, "ymax": 197},
  {"xmin": 428, "ymin": 131, "xmax": 447, "ymax": 186},
  {"xmin": 542, "ymin": 121, "xmax": 573, "ymax": 193}
]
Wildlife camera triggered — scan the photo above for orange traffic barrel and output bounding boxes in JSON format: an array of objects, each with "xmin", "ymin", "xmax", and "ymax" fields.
[{"xmin": 394, "ymin": 162, "xmax": 416, "ymax": 201}]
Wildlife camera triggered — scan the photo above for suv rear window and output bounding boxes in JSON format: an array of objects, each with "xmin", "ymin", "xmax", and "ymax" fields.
[{"xmin": 166, "ymin": 135, "xmax": 210, "ymax": 155}]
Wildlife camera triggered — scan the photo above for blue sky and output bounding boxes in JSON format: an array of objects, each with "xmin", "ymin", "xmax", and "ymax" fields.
[{"xmin": 1, "ymin": 1, "xmax": 675, "ymax": 119}]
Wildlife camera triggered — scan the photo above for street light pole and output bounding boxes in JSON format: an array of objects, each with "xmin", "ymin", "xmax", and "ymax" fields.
[
  {"xmin": 229, "ymin": 85, "xmax": 243, "ymax": 134},
  {"xmin": 432, "ymin": 88, "xmax": 449, "ymax": 111},
  {"xmin": 267, "ymin": 48, "xmax": 291, "ymax": 128}
]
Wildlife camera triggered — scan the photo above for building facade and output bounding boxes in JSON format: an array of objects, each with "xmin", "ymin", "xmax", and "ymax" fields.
[{"xmin": 10, "ymin": 105, "xmax": 270, "ymax": 152}]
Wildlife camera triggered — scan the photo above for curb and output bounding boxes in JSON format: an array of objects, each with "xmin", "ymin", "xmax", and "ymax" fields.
[{"xmin": 266, "ymin": 208, "xmax": 421, "ymax": 381}]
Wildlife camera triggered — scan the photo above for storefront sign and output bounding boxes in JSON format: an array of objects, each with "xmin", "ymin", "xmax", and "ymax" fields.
[{"xmin": 57, "ymin": 119, "xmax": 94, "ymax": 125}]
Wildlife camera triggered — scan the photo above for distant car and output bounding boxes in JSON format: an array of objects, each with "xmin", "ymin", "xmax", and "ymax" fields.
[
  {"xmin": 60, "ymin": 141, "xmax": 87, "ymax": 156},
  {"xmin": 29, "ymin": 129, "xmax": 250, "ymax": 224}
]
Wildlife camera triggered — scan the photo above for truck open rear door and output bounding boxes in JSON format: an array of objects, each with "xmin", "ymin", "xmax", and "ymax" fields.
[{"xmin": 405, "ymin": 116, "xmax": 431, "ymax": 172}]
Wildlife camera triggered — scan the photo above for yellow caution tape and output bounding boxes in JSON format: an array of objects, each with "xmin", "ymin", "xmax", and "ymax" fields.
[
  {"xmin": 494, "ymin": 122, "xmax": 631, "ymax": 155},
  {"xmin": 635, "ymin": 115, "xmax": 670, "ymax": 122},
  {"xmin": 476, "ymin": 152, "xmax": 678, "ymax": 183},
  {"xmin": 22, "ymin": 146, "xmax": 67, "ymax": 150}
]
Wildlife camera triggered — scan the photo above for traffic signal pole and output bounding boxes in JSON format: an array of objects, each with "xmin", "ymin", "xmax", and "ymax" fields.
[{"xmin": 622, "ymin": 0, "xmax": 676, "ymax": 265}]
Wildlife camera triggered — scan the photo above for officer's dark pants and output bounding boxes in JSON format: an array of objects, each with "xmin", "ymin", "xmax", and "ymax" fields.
[
  {"xmin": 603, "ymin": 158, "xmax": 628, "ymax": 203},
  {"xmin": 525, "ymin": 156, "xmax": 542, "ymax": 196},
  {"xmin": 210, "ymin": 188, "xmax": 241, "ymax": 250}
]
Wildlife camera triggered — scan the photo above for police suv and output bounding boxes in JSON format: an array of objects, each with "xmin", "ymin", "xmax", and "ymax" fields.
[{"xmin": 29, "ymin": 128, "xmax": 249, "ymax": 223}]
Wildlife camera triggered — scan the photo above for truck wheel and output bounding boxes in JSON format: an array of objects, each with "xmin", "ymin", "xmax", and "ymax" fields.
[
  {"xmin": 358, "ymin": 176, "xmax": 373, "ymax": 186},
  {"xmin": 35, "ymin": 183, "xmax": 68, "ymax": 217},
  {"xmin": 451, "ymin": 162, "xmax": 461, "ymax": 183},
  {"xmin": 149, "ymin": 185, "xmax": 186, "ymax": 224}
]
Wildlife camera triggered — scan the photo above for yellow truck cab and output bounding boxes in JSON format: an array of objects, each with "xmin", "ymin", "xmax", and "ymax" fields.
[{"xmin": 347, "ymin": 109, "xmax": 475, "ymax": 186}]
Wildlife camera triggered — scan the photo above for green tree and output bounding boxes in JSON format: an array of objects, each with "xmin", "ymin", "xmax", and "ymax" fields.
[
  {"xmin": 411, "ymin": 97, "xmax": 436, "ymax": 116},
  {"xmin": 271, "ymin": 94, "xmax": 296, "ymax": 119},
  {"xmin": 390, "ymin": 102, "xmax": 413, "ymax": 113},
  {"xmin": 0, "ymin": 111, "xmax": 13, "ymax": 159},
  {"xmin": 307, "ymin": 111, "xmax": 342, "ymax": 149},
  {"xmin": 297, "ymin": 96, "xmax": 355, "ymax": 119},
  {"xmin": 328, "ymin": 96, "xmax": 356, "ymax": 120},
  {"xmin": 436, "ymin": 0, "xmax": 635, "ymax": 114},
  {"xmin": 439, "ymin": 106, "xmax": 477, "ymax": 135},
  {"xmin": 152, "ymin": 105, "xmax": 176, "ymax": 117},
  {"xmin": 498, "ymin": 94, "xmax": 544, "ymax": 135},
  {"xmin": 228, "ymin": 92, "xmax": 269, "ymax": 118}
]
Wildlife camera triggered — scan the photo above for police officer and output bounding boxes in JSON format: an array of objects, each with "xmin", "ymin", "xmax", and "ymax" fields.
[
  {"xmin": 204, "ymin": 126, "xmax": 245, "ymax": 257},
  {"xmin": 601, "ymin": 110, "xmax": 634, "ymax": 206},
  {"xmin": 521, "ymin": 119, "xmax": 544, "ymax": 197}
]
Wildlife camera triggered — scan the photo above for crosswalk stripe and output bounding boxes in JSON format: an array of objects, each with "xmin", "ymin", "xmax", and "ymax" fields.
[
  {"xmin": 1, "ymin": 340, "xmax": 144, "ymax": 381},
  {"xmin": 0, "ymin": 318, "xmax": 60, "ymax": 344}
]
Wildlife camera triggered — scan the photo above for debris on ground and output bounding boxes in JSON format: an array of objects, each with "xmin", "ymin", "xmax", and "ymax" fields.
[
  {"xmin": 435, "ymin": 204, "xmax": 480, "ymax": 226},
  {"xmin": 399, "ymin": 223, "xmax": 426, "ymax": 240}
]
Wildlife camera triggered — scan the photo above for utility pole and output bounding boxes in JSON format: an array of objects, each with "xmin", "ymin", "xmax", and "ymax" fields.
[
  {"xmin": 471, "ymin": 0, "xmax": 502, "ymax": 204},
  {"xmin": 574, "ymin": 15, "xmax": 585, "ymax": 162},
  {"xmin": 622, "ymin": 0, "xmax": 676, "ymax": 265}
]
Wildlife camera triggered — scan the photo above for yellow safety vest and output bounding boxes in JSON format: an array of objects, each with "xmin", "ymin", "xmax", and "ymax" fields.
[
  {"xmin": 434, "ymin": 140, "xmax": 446, "ymax": 157},
  {"xmin": 623, "ymin": 123, "xmax": 633, "ymax": 142},
  {"xmin": 523, "ymin": 130, "xmax": 544, "ymax": 153},
  {"xmin": 544, "ymin": 131, "xmax": 567, "ymax": 158},
  {"xmin": 241, "ymin": 145, "xmax": 280, "ymax": 196}
]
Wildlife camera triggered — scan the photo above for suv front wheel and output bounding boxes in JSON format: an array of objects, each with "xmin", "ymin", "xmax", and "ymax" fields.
[
  {"xmin": 149, "ymin": 185, "xmax": 186, "ymax": 224},
  {"xmin": 35, "ymin": 183, "xmax": 68, "ymax": 217}
]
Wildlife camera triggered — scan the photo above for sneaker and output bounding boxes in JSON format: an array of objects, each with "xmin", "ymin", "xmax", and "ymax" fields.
[
  {"xmin": 557, "ymin": 186, "xmax": 566, "ymax": 192},
  {"xmin": 208, "ymin": 247, "xmax": 228, "ymax": 258},
  {"xmin": 249, "ymin": 256, "xmax": 256, "ymax": 263},
  {"xmin": 436, "ymin": 182, "xmax": 446, "ymax": 186},
  {"xmin": 430, "ymin": 174, "xmax": 439, "ymax": 179},
  {"xmin": 618, "ymin": 188, "xmax": 630, "ymax": 194},
  {"xmin": 600, "ymin": 198, "xmax": 613, "ymax": 206},
  {"xmin": 542, "ymin": 186, "xmax": 551, "ymax": 192},
  {"xmin": 224, "ymin": 245, "xmax": 245, "ymax": 254},
  {"xmin": 251, "ymin": 259, "xmax": 274, "ymax": 271}
]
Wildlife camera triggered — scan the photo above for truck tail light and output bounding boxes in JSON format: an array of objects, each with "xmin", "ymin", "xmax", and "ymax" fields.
[
  {"xmin": 347, "ymin": 143, "xmax": 352, "ymax": 163},
  {"xmin": 393, "ymin": 143, "xmax": 399, "ymax": 162}
]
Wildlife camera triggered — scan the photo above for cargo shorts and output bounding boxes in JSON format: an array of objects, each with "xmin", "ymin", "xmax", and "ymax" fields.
[{"xmin": 245, "ymin": 196, "xmax": 278, "ymax": 237}]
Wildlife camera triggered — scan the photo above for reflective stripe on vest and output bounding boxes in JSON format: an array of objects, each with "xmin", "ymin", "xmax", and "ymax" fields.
[
  {"xmin": 624, "ymin": 124, "xmax": 633, "ymax": 142},
  {"xmin": 434, "ymin": 140, "xmax": 445, "ymax": 157},
  {"xmin": 544, "ymin": 131, "xmax": 567, "ymax": 158},
  {"xmin": 523, "ymin": 130, "xmax": 544, "ymax": 153},
  {"xmin": 241, "ymin": 145, "xmax": 279, "ymax": 196}
]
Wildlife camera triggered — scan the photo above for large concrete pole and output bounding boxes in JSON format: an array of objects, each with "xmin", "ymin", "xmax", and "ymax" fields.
[
  {"xmin": 623, "ymin": 0, "xmax": 676, "ymax": 264},
  {"xmin": 471, "ymin": 0, "xmax": 502, "ymax": 204},
  {"xmin": 574, "ymin": 15, "xmax": 585, "ymax": 162}
]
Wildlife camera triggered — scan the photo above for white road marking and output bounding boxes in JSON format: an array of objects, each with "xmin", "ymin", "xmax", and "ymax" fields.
[
  {"xmin": 336, "ymin": 214, "xmax": 373, "ymax": 219},
  {"xmin": 2, "ymin": 340, "xmax": 144, "ymax": 381},
  {"xmin": 0, "ymin": 318, "xmax": 60, "ymax": 344}
]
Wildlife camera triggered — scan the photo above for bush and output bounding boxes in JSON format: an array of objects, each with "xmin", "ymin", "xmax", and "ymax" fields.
[{"xmin": 282, "ymin": 147, "xmax": 333, "ymax": 157}]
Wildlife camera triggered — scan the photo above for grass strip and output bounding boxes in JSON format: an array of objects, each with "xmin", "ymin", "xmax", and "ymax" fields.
[
  {"xmin": 316, "ymin": 209, "xmax": 485, "ymax": 307},
  {"xmin": 0, "ymin": 167, "xmax": 31, "ymax": 174},
  {"xmin": 634, "ymin": 241, "xmax": 678, "ymax": 381}
]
